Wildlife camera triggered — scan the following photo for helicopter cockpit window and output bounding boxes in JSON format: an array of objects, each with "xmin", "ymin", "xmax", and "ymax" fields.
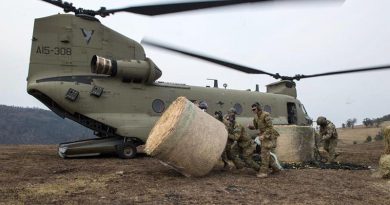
[
  {"xmin": 287, "ymin": 102, "xmax": 298, "ymax": 124},
  {"xmin": 152, "ymin": 99, "xmax": 165, "ymax": 113},
  {"xmin": 301, "ymin": 104, "xmax": 308, "ymax": 115},
  {"xmin": 233, "ymin": 103, "xmax": 243, "ymax": 115},
  {"xmin": 264, "ymin": 105, "xmax": 272, "ymax": 114}
]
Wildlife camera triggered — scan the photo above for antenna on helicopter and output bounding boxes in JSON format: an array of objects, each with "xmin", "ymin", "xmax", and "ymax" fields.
[{"xmin": 223, "ymin": 83, "xmax": 228, "ymax": 89}]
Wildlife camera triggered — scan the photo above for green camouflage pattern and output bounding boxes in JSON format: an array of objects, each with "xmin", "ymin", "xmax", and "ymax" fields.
[
  {"xmin": 319, "ymin": 119, "xmax": 338, "ymax": 162},
  {"xmin": 252, "ymin": 111, "xmax": 281, "ymax": 174},
  {"xmin": 384, "ymin": 126, "xmax": 390, "ymax": 154},
  {"xmin": 224, "ymin": 120, "xmax": 259, "ymax": 171}
]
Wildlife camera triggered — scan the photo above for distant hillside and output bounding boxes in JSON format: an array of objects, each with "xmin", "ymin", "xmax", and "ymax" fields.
[
  {"xmin": 374, "ymin": 114, "xmax": 390, "ymax": 125},
  {"xmin": 0, "ymin": 105, "xmax": 93, "ymax": 144}
]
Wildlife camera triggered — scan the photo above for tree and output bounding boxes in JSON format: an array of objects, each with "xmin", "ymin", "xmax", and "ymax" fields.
[
  {"xmin": 363, "ymin": 118, "xmax": 373, "ymax": 127},
  {"xmin": 346, "ymin": 118, "xmax": 357, "ymax": 129}
]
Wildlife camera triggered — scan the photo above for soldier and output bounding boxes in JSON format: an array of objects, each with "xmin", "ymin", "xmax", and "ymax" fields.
[
  {"xmin": 316, "ymin": 116, "xmax": 339, "ymax": 163},
  {"xmin": 384, "ymin": 126, "xmax": 390, "ymax": 154},
  {"xmin": 214, "ymin": 111, "xmax": 223, "ymax": 122},
  {"xmin": 248, "ymin": 102, "xmax": 281, "ymax": 178},
  {"xmin": 198, "ymin": 100, "xmax": 208, "ymax": 112},
  {"xmin": 214, "ymin": 110, "xmax": 230, "ymax": 169},
  {"xmin": 224, "ymin": 108, "xmax": 260, "ymax": 172}
]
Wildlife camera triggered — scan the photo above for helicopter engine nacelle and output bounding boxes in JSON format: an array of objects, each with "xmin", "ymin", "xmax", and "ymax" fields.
[{"xmin": 91, "ymin": 55, "xmax": 162, "ymax": 84}]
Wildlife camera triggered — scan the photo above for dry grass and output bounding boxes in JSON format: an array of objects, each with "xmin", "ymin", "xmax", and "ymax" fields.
[
  {"xmin": 337, "ymin": 120, "xmax": 389, "ymax": 145},
  {"xmin": 380, "ymin": 121, "xmax": 390, "ymax": 128},
  {"xmin": 17, "ymin": 174, "xmax": 116, "ymax": 202},
  {"xmin": 338, "ymin": 126, "xmax": 381, "ymax": 145}
]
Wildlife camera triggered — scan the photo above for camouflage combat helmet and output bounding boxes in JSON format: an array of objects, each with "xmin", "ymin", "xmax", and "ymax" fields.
[
  {"xmin": 317, "ymin": 116, "xmax": 327, "ymax": 125},
  {"xmin": 199, "ymin": 101, "xmax": 208, "ymax": 110},
  {"xmin": 251, "ymin": 102, "xmax": 262, "ymax": 110}
]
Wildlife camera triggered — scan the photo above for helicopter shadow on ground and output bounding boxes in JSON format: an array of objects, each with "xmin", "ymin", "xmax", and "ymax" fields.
[{"xmin": 62, "ymin": 152, "xmax": 149, "ymax": 160}]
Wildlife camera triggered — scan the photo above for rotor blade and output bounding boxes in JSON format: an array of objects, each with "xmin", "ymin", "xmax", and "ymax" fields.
[
  {"xmin": 142, "ymin": 39, "xmax": 278, "ymax": 77},
  {"xmin": 41, "ymin": 0, "xmax": 344, "ymax": 17},
  {"xmin": 105, "ymin": 0, "xmax": 280, "ymax": 16},
  {"xmin": 292, "ymin": 65, "xmax": 390, "ymax": 80},
  {"xmin": 40, "ymin": 0, "xmax": 76, "ymax": 13}
]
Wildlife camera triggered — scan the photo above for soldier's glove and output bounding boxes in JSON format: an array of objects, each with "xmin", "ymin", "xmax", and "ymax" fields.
[
  {"xmin": 248, "ymin": 125, "xmax": 255, "ymax": 130},
  {"xmin": 254, "ymin": 136, "xmax": 261, "ymax": 146}
]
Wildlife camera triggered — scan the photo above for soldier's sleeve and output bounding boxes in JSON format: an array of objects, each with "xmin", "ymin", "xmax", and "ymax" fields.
[
  {"xmin": 253, "ymin": 118, "xmax": 258, "ymax": 130},
  {"xmin": 228, "ymin": 125, "xmax": 241, "ymax": 141},
  {"xmin": 322, "ymin": 124, "xmax": 335, "ymax": 140},
  {"xmin": 264, "ymin": 113, "xmax": 273, "ymax": 128}
]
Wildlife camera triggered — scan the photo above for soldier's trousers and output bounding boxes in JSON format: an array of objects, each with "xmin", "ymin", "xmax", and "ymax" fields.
[
  {"xmin": 324, "ymin": 138, "xmax": 337, "ymax": 162},
  {"xmin": 221, "ymin": 140, "xmax": 234, "ymax": 165},
  {"xmin": 259, "ymin": 147, "xmax": 279, "ymax": 174},
  {"xmin": 231, "ymin": 145, "xmax": 260, "ymax": 171},
  {"xmin": 384, "ymin": 126, "xmax": 390, "ymax": 154}
]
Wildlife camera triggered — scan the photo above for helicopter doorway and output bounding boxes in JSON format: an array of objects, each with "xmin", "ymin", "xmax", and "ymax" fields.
[{"xmin": 287, "ymin": 102, "xmax": 297, "ymax": 125}]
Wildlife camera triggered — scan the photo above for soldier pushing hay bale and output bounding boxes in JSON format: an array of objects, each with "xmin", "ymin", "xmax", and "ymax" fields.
[
  {"xmin": 378, "ymin": 126, "xmax": 390, "ymax": 179},
  {"xmin": 145, "ymin": 97, "xmax": 228, "ymax": 177}
]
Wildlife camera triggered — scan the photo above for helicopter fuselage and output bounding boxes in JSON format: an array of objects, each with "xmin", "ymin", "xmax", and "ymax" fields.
[{"xmin": 27, "ymin": 14, "xmax": 311, "ymax": 145}]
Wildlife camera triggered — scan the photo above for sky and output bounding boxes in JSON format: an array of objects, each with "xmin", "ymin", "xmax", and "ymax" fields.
[{"xmin": 0, "ymin": 0, "xmax": 389, "ymax": 127}]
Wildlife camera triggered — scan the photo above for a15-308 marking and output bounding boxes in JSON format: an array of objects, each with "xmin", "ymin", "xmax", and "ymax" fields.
[{"xmin": 36, "ymin": 46, "xmax": 72, "ymax": 56}]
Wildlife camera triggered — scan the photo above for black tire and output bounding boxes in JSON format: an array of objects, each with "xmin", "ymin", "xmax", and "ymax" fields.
[{"xmin": 116, "ymin": 142, "xmax": 137, "ymax": 159}]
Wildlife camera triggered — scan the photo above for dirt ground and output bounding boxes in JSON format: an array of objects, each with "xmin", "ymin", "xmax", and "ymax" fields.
[{"xmin": 1, "ymin": 135, "xmax": 390, "ymax": 204}]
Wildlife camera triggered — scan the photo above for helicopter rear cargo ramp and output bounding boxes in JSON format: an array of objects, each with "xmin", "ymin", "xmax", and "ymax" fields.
[
  {"xmin": 58, "ymin": 137, "xmax": 125, "ymax": 158},
  {"xmin": 274, "ymin": 125, "xmax": 315, "ymax": 162}
]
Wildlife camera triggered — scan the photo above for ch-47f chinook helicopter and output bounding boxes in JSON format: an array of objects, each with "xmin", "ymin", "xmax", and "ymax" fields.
[{"xmin": 28, "ymin": 0, "xmax": 390, "ymax": 159}]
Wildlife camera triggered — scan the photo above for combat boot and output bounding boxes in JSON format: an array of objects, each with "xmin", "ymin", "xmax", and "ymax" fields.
[
  {"xmin": 223, "ymin": 161, "xmax": 236, "ymax": 171},
  {"xmin": 270, "ymin": 168, "xmax": 281, "ymax": 175}
]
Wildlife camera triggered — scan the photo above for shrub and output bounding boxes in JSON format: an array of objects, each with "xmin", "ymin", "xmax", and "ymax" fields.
[
  {"xmin": 366, "ymin": 136, "xmax": 372, "ymax": 143},
  {"xmin": 375, "ymin": 132, "xmax": 384, "ymax": 141},
  {"xmin": 353, "ymin": 141, "xmax": 357, "ymax": 145}
]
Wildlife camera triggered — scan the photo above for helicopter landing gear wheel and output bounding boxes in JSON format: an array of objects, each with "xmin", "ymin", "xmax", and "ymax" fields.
[
  {"xmin": 116, "ymin": 141, "xmax": 137, "ymax": 159},
  {"xmin": 58, "ymin": 147, "xmax": 67, "ymax": 159}
]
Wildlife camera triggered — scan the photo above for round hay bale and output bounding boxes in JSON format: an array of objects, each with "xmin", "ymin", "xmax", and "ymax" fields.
[
  {"xmin": 274, "ymin": 125, "xmax": 315, "ymax": 162},
  {"xmin": 145, "ymin": 96, "xmax": 228, "ymax": 177},
  {"xmin": 379, "ymin": 154, "xmax": 390, "ymax": 179}
]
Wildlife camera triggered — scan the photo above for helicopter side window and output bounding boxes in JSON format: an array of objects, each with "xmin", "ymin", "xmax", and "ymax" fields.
[
  {"xmin": 264, "ymin": 105, "xmax": 272, "ymax": 114},
  {"xmin": 152, "ymin": 99, "xmax": 165, "ymax": 113},
  {"xmin": 301, "ymin": 104, "xmax": 308, "ymax": 115},
  {"xmin": 287, "ymin": 102, "xmax": 297, "ymax": 124},
  {"xmin": 233, "ymin": 103, "xmax": 243, "ymax": 115}
]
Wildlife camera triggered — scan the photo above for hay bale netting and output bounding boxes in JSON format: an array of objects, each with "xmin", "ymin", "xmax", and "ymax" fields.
[
  {"xmin": 274, "ymin": 125, "xmax": 315, "ymax": 162},
  {"xmin": 379, "ymin": 154, "xmax": 390, "ymax": 179},
  {"xmin": 145, "ymin": 97, "xmax": 228, "ymax": 177}
]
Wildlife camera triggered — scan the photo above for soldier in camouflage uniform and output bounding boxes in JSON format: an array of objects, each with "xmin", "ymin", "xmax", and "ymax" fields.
[
  {"xmin": 317, "ymin": 116, "xmax": 339, "ymax": 163},
  {"xmin": 248, "ymin": 102, "xmax": 280, "ymax": 178},
  {"xmin": 224, "ymin": 108, "xmax": 260, "ymax": 172},
  {"xmin": 383, "ymin": 126, "xmax": 390, "ymax": 154},
  {"xmin": 214, "ymin": 110, "xmax": 230, "ymax": 169}
]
